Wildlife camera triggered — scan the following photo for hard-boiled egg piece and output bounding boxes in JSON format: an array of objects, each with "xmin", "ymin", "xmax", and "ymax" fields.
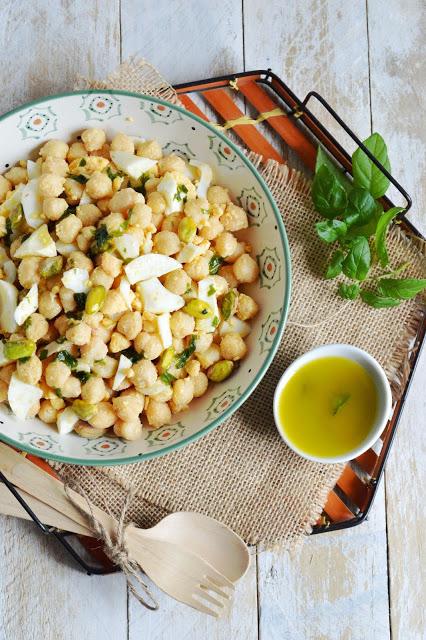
[
  {"xmin": 189, "ymin": 160, "xmax": 213, "ymax": 199},
  {"xmin": 0, "ymin": 184, "xmax": 24, "ymax": 217},
  {"xmin": 26, "ymin": 160, "xmax": 41, "ymax": 180},
  {"xmin": 14, "ymin": 284, "xmax": 38, "ymax": 326},
  {"xmin": 56, "ymin": 241, "xmax": 78, "ymax": 256},
  {"xmin": 197, "ymin": 277, "xmax": 220, "ymax": 333},
  {"xmin": 119, "ymin": 276, "xmax": 135, "ymax": 310},
  {"xmin": 112, "ymin": 354, "xmax": 133, "ymax": 391},
  {"xmin": 137, "ymin": 379, "xmax": 171, "ymax": 396},
  {"xmin": 142, "ymin": 231, "xmax": 153, "ymax": 254},
  {"xmin": 0, "ymin": 341, "xmax": 10, "ymax": 367},
  {"xmin": 0, "ymin": 280, "xmax": 18, "ymax": 333},
  {"xmin": 3, "ymin": 260, "xmax": 17, "ymax": 284},
  {"xmin": 43, "ymin": 339, "xmax": 72, "ymax": 358},
  {"xmin": 79, "ymin": 189, "xmax": 92, "ymax": 205},
  {"xmin": 8, "ymin": 373, "xmax": 43, "ymax": 421},
  {"xmin": 110, "ymin": 151, "xmax": 157, "ymax": 180},
  {"xmin": 157, "ymin": 312, "xmax": 172, "ymax": 349},
  {"xmin": 75, "ymin": 359, "xmax": 91, "ymax": 373},
  {"xmin": 114, "ymin": 233, "xmax": 140, "ymax": 260},
  {"xmin": 176, "ymin": 241, "xmax": 209, "ymax": 264},
  {"xmin": 157, "ymin": 172, "xmax": 184, "ymax": 215},
  {"xmin": 14, "ymin": 224, "xmax": 57, "ymax": 259},
  {"xmin": 57, "ymin": 407, "xmax": 79, "ymax": 435},
  {"xmin": 137, "ymin": 277, "xmax": 184, "ymax": 314},
  {"xmin": 220, "ymin": 316, "xmax": 250, "ymax": 338},
  {"xmin": 124, "ymin": 254, "xmax": 182, "ymax": 285},
  {"xmin": 61, "ymin": 268, "xmax": 90, "ymax": 294},
  {"xmin": 21, "ymin": 179, "xmax": 43, "ymax": 228}
]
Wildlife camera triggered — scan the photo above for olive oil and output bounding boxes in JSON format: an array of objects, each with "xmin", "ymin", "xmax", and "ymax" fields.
[{"xmin": 278, "ymin": 356, "xmax": 377, "ymax": 458}]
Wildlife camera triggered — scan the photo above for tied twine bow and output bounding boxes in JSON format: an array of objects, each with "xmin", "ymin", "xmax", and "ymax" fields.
[{"xmin": 64, "ymin": 482, "xmax": 158, "ymax": 611}]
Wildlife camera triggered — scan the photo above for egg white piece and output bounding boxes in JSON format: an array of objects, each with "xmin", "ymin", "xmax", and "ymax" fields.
[
  {"xmin": 124, "ymin": 254, "xmax": 181, "ymax": 285},
  {"xmin": 56, "ymin": 241, "xmax": 78, "ymax": 256},
  {"xmin": 8, "ymin": 373, "xmax": 43, "ymax": 421},
  {"xmin": 21, "ymin": 179, "xmax": 43, "ymax": 228},
  {"xmin": 220, "ymin": 316, "xmax": 250, "ymax": 338},
  {"xmin": 0, "ymin": 341, "xmax": 10, "ymax": 367},
  {"xmin": 197, "ymin": 277, "xmax": 220, "ymax": 333},
  {"xmin": 57, "ymin": 407, "xmax": 79, "ymax": 435},
  {"xmin": 118, "ymin": 276, "xmax": 135, "ymax": 310},
  {"xmin": 61, "ymin": 268, "xmax": 90, "ymax": 293},
  {"xmin": 114, "ymin": 233, "xmax": 140, "ymax": 260},
  {"xmin": 0, "ymin": 184, "xmax": 24, "ymax": 217},
  {"xmin": 26, "ymin": 160, "xmax": 41, "ymax": 180},
  {"xmin": 157, "ymin": 312, "xmax": 173, "ymax": 349},
  {"xmin": 0, "ymin": 280, "xmax": 18, "ymax": 333},
  {"xmin": 189, "ymin": 160, "xmax": 213, "ymax": 199},
  {"xmin": 137, "ymin": 277, "xmax": 184, "ymax": 314},
  {"xmin": 79, "ymin": 190, "xmax": 92, "ymax": 205},
  {"xmin": 157, "ymin": 172, "xmax": 184, "ymax": 215},
  {"xmin": 14, "ymin": 225, "xmax": 57, "ymax": 259},
  {"xmin": 112, "ymin": 354, "xmax": 133, "ymax": 391},
  {"xmin": 43, "ymin": 339, "xmax": 73, "ymax": 358},
  {"xmin": 14, "ymin": 284, "xmax": 38, "ymax": 326},
  {"xmin": 2, "ymin": 260, "xmax": 17, "ymax": 284},
  {"xmin": 110, "ymin": 151, "xmax": 157, "ymax": 180},
  {"xmin": 176, "ymin": 242, "xmax": 207, "ymax": 264}
]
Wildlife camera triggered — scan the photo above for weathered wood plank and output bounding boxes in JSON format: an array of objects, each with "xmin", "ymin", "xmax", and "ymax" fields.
[{"xmin": 368, "ymin": 1, "xmax": 426, "ymax": 638}]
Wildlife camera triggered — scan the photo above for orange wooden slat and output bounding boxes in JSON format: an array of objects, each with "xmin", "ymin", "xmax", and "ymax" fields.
[
  {"xmin": 238, "ymin": 80, "xmax": 317, "ymax": 170},
  {"xmin": 355, "ymin": 449, "xmax": 378, "ymax": 476},
  {"xmin": 336, "ymin": 465, "xmax": 370, "ymax": 511},
  {"xmin": 202, "ymin": 89, "xmax": 284, "ymax": 163},
  {"xmin": 323, "ymin": 491, "xmax": 355, "ymax": 522},
  {"xmin": 179, "ymin": 94, "xmax": 209, "ymax": 121}
]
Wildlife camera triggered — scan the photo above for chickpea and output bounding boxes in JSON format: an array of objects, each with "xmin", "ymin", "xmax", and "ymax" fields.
[
  {"xmin": 111, "ymin": 133, "xmax": 134, "ymax": 154},
  {"xmin": 133, "ymin": 359, "xmax": 157, "ymax": 391},
  {"xmin": 81, "ymin": 128, "xmax": 106, "ymax": 152},
  {"xmin": 113, "ymin": 390, "xmax": 144, "ymax": 421},
  {"xmin": 220, "ymin": 332, "xmax": 247, "ymax": 361},
  {"xmin": 136, "ymin": 139, "xmax": 162, "ymax": 160},
  {"xmin": 164, "ymin": 269, "xmax": 191, "ymax": 296},
  {"xmin": 76, "ymin": 203, "xmax": 103, "ymax": 226},
  {"xmin": 92, "ymin": 323, "xmax": 113, "ymax": 344},
  {"xmin": 219, "ymin": 264, "xmax": 238, "ymax": 289},
  {"xmin": 237, "ymin": 293, "xmax": 259, "ymax": 321},
  {"xmin": 102, "ymin": 212, "xmax": 125, "ymax": 234},
  {"xmin": 85, "ymin": 172, "xmax": 112, "ymax": 200},
  {"xmin": 92, "ymin": 355, "xmax": 118, "ymax": 379},
  {"xmin": 18, "ymin": 257, "xmax": 41, "ymax": 289},
  {"xmin": 215, "ymin": 231, "xmax": 238, "ymax": 258},
  {"xmin": 197, "ymin": 344, "xmax": 221, "ymax": 369},
  {"xmin": 113, "ymin": 419, "xmax": 143, "ymax": 441},
  {"xmin": 58, "ymin": 287, "xmax": 75, "ymax": 313},
  {"xmin": 158, "ymin": 155, "xmax": 186, "ymax": 175},
  {"xmin": 99, "ymin": 251, "xmax": 122, "ymax": 278},
  {"xmin": 38, "ymin": 400, "xmax": 58, "ymax": 424},
  {"xmin": 0, "ymin": 380, "xmax": 7, "ymax": 403},
  {"xmin": 0, "ymin": 364, "xmax": 15, "ymax": 385},
  {"xmin": 184, "ymin": 197, "xmax": 210, "ymax": 225},
  {"xmin": 67, "ymin": 251, "xmax": 94, "ymax": 272},
  {"xmin": 194, "ymin": 332, "xmax": 213, "ymax": 354},
  {"xmin": 225, "ymin": 241, "xmax": 245, "ymax": 264},
  {"xmin": 45, "ymin": 360, "xmax": 71, "ymax": 388},
  {"xmin": 209, "ymin": 275, "xmax": 229, "ymax": 296},
  {"xmin": 109, "ymin": 188, "xmax": 142, "ymax": 213},
  {"xmin": 172, "ymin": 337, "xmax": 185, "ymax": 355},
  {"xmin": 25, "ymin": 313, "xmax": 48, "ymax": 342},
  {"xmin": 207, "ymin": 185, "xmax": 230, "ymax": 205},
  {"xmin": 5, "ymin": 166, "xmax": 28, "ymax": 185},
  {"xmin": 0, "ymin": 216, "xmax": 6, "ymax": 238},
  {"xmin": 193, "ymin": 371, "xmax": 209, "ymax": 397},
  {"xmin": 43, "ymin": 197, "xmax": 68, "ymax": 221},
  {"xmin": 59, "ymin": 376, "xmax": 81, "ymax": 398},
  {"xmin": 80, "ymin": 335, "xmax": 108, "ymax": 363},
  {"xmin": 102, "ymin": 290, "xmax": 127, "ymax": 320},
  {"xmin": 66, "ymin": 321, "xmax": 91, "ymax": 346},
  {"xmin": 132, "ymin": 332, "xmax": 161, "ymax": 360},
  {"xmin": 67, "ymin": 141, "xmax": 87, "ymax": 162},
  {"xmin": 90, "ymin": 267, "xmax": 114, "ymax": 290},
  {"xmin": 0, "ymin": 175, "xmax": 12, "ymax": 203},
  {"xmin": 88, "ymin": 401, "xmax": 116, "ymax": 428},
  {"xmin": 232, "ymin": 253, "xmax": 259, "ymax": 283},
  {"xmin": 170, "ymin": 311, "xmax": 195, "ymax": 339},
  {"xmin": 109, "ymin": 331, "xmax": 131, "ymax": 353},
  {"xmin": 146, "ymin": 399, "xmax": 171, "ymax": 428},
  {"xmin": 81, "ymin": 376, "xmax": 106, "ymax": 404},
  {"xmin": 39, "ymin": 173, "xmax": 65, "ymax": 198},
  {"xmin": 220, "ymin": 203, "xmax": 248, "ymax": 232},
  {"xmin": 153, "ymin": 230, "xmax": 180, "ymax": 256},
  {"xmin": 54, "ymin": 314, "xmax": 68, "ymax": 336},
  {"xmin": 77, "ymin": 226, "xmax": 95, "ymax": 252},
  {"xmin": 172, "ymin": 377, "xmax": 194, "ymax": 408},
  {"xmin": 145, "ymin": 177, "xmax": 161, "ymax": 194},
  {"xmin": 63, "ymin": 177, "xmax": 84, "ymax": 205},
  {"xmin": 184, "ymin": 255, "xmax": 210, "ymax": 281},
  {"xmin": 40, "ymin": 139, "xmax": 69, "ymax": 159},
  {"xmin": 146, "ymin": 191, "xmax": 166, "ymax": 216},
  {"xmin": 199, "ymin": 216, "xmax": 224, "ymax": 241},
  {"xmin": 116, "ymin": 311, "xmax": 142, "ymax": 341},
  {"xmin": 56, "ymin": 214, "xmax": 82, "ymax": 244},
  {"xmin": 39, "ymin": 291, "xmax": 61, "ymax": 319},
  {"xmin": 185, "ymin": 359, "xmax": 200, "ymax": 377},
  {"xmin": 16, "ymin": 355, "xmax": 42, "ymax": 386},
  {"xmin": 41, "ymin": 157, "xmax": 68, "ymax": 177}
]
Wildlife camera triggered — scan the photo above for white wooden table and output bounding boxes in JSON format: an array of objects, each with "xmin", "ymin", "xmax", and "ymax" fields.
[{"xmin": 0, "ymin": 2, "xmax": 425, "ymax": 638}]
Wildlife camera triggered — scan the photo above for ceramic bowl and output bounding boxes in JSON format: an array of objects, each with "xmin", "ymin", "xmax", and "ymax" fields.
[
  {"xmin": 0, "ymin": 90, "xmax": 291, "ymax": 465},
  {"xmin": 273, "ymin": 344, "xmax": 392, "ymax": 463}
]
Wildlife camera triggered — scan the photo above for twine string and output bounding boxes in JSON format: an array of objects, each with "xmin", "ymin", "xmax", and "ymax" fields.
[{"xmin": 64, "ymin": 482, "xmax": 159, "ymax": 611}]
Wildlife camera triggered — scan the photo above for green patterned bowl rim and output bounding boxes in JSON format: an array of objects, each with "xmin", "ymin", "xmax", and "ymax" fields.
[{"xmin": 0, "ymin": 89, "xmax": 292, "ymax": 466}]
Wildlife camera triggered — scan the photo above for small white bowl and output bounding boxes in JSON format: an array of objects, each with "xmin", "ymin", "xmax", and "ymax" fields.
[{"xmin": 273, "ymin": 344, "xmax": 393, "ymax": 464}]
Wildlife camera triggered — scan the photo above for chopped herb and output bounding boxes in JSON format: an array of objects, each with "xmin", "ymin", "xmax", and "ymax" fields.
[
  {"xmin": 134, "ymin": 172, "xmax": 151, "ymax": 196},
  {"xmin": 208, "ymin": 254, "xmax": 224, "ymax": 275},
  {"xmin": 79, "ymin": 158, "xmax": 87, "ymax": 167},
  {"xmin": 74, "ymin": 292, "xmax": 87, "ymax": 311},
  {"xmin": 68, "ymin": 173, "xmax": 88, "ymax": 184},
  {"xmin": 54, "ymin": 388, "xmax": 63, "ymax": 398},
  {"xmin": 201, "ymin": 208, "xmax": 210, "ymax": 215},
  {"xmin": 39, "ymin": 349, "xmax": 48, "ymax": 361},
  {"xmin": 174, "ymin": 184, "xmax": 188, "ymax": 202},
  {"xmin": 18, "ymin": 356, "xmax": 30, "ymax": 363},
  {"xmin": 160, "ymin": 372, "xmax": 176, "ymax": 385},
  {"xmin": 23, "ymin": 317, "xmax": 32, "ymax": 330},
  {"xmin": 65, "ymin": 310, "xmax": 83, "ymax": 320},
  {"xmin": 175, "ymin": 336, "xmax": 196, "ymax": 369},
  {"xmin": 55, "ymin": 350, "xmax": 77, "ymax": 369},
  {"xmin": 212, "ymin": 316, "xmax": 219, "ymax": 328},
  {"xmin": 73, "ymin": 370, "xmax": 91, "ymax": 384},
  {"xmin": 121, "ymin": 347, "xmax": 143, "ymax": 364},
  {"xmin": 58, "ymin": 209, "xmax": 73, "ymax": 221},
  {"xmin": 94, "ymin": 225, "xmax": 110, "ymax": 251},
  {"xmin": 56, "ymin": 336, "xmax": 67, "ymax": 344},
  {"xmin": 207, "ymin": 284, "xmax": 216, "ymax": 296},
  {"xmin": 184, "ymin": 285, "xmax": 193, "ymax": 295},
  {"xmin": 4, "ymin": 217, "xmax": 13, "ymax": 247}
]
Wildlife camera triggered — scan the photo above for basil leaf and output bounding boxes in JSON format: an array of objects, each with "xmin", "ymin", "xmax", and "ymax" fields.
[
  {"xmin": 338, "ymin": 282, "xmax": 360, "ymax": 300},
  {"xmin": 312, "ymin": 165, "xmax": 348, "ymax": 218},
  {"xmin": 352, "ymin": 133, "xmax": 391, "ymax": 198},
  {"xmin": 377, "ymin": 278, "xmax": 426, "ymax": 300},
  {"xmin": 342, "ymin": 236, "xmax": 371, "ymax": 281},
  {"xmin": 360, "ymin": 290, "xmax": 401, "ymax": 308},
  {"xmin": 325, "ymin": 250, "xmax": 345, "ymax": 279},
  {"xmin": 347, "ymin": 202, "xmax": 383, "ymax": 239},
  {"xmin": 375, "ymin": 206, "xmax": 404, "ymax": 267},
  {"xmin": 345, "ymin": 188, "xmax": 376, "ymax": 225},
  {"xmin": 315, "ymin": 147, "xmax": 352, "ymax": 192},
  {"xmin": 315, "ymin": 219, "xmax": 347, "ymax": 243}
]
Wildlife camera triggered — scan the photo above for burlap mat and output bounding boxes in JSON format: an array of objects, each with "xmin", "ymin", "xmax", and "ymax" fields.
[{"xmin": 52, "ymin": 60, "xmax": 425, "ymax": 546}]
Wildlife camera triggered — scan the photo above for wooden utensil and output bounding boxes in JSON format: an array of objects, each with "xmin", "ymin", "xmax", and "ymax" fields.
[{"xmin": 0, "ymin": 443, "xmax": 245, "ymax": 616}]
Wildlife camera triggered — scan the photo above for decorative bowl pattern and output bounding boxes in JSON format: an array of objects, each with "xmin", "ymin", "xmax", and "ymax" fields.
[{"xmin": 0, "ymin": 91, "xmax": 291, "ymax": 465}]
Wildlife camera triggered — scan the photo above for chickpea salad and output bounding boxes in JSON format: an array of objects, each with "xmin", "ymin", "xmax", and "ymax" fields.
[{"xmin": 0, "ymin": 129, "xmax": 260, "ymax": 441}]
